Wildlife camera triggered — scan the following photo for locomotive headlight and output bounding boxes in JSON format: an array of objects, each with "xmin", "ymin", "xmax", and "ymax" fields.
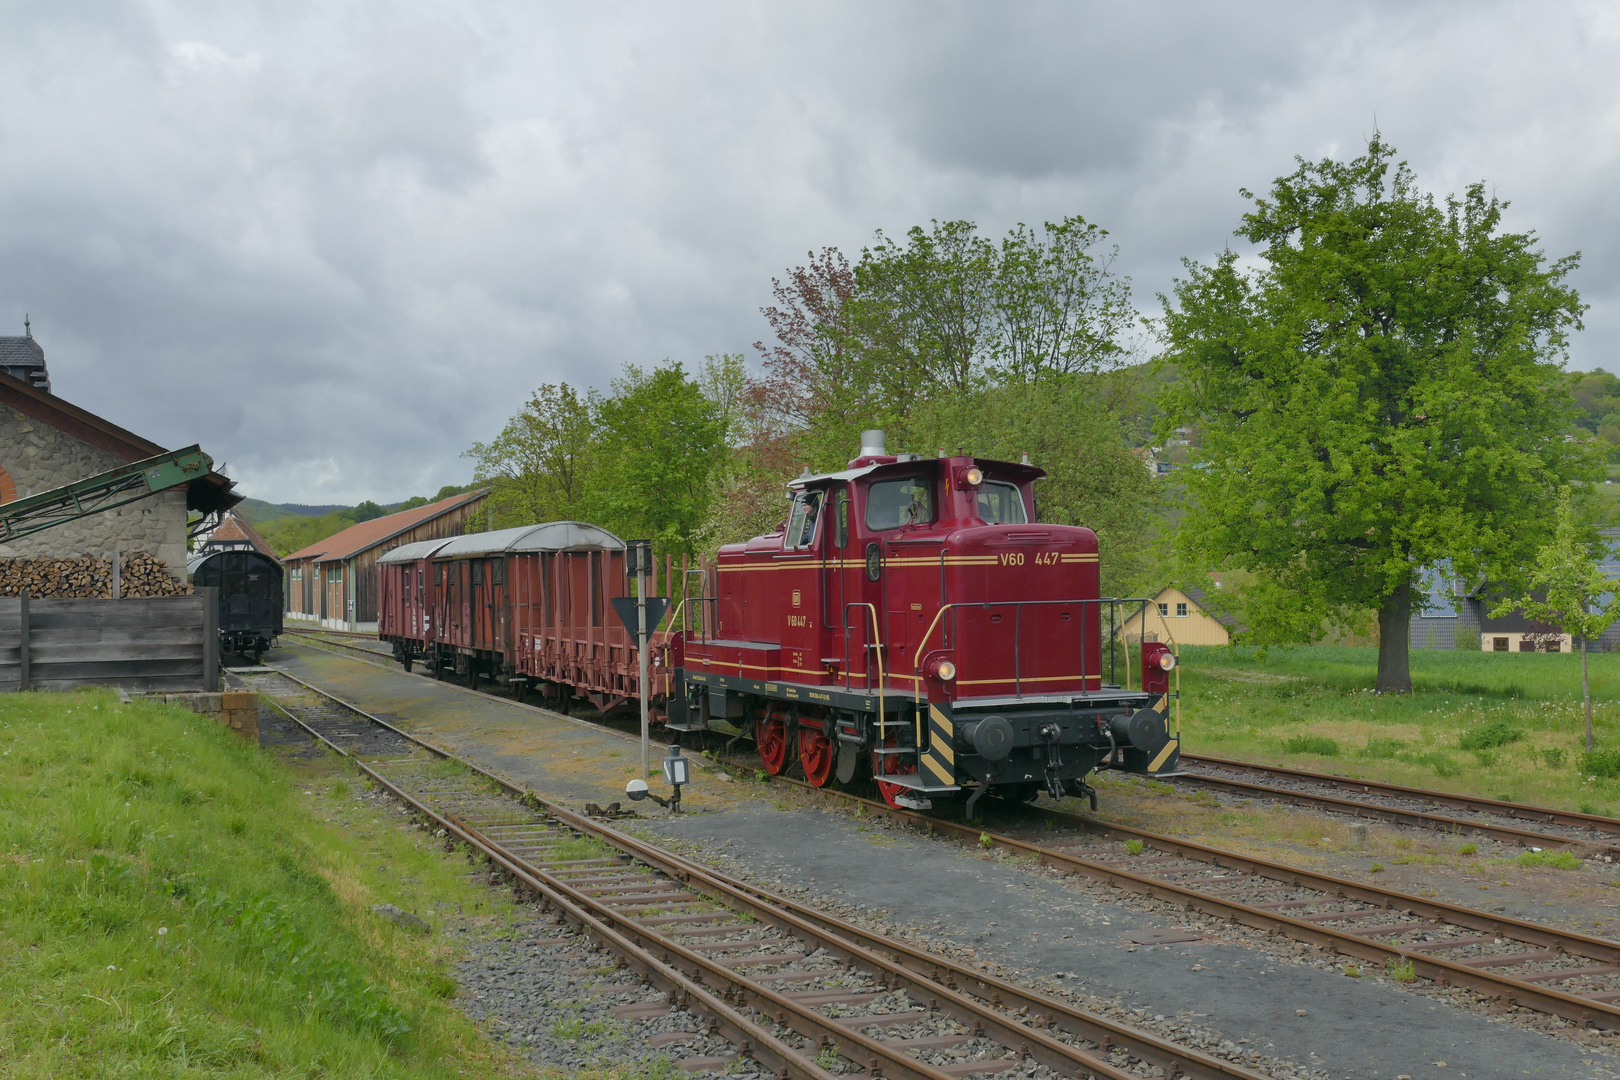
[
  {"xmin": 932, "ymin": 659, "xmax": 957, "ymax": 681},
  {"xmin": 1157, "ymin": 651, "xmax": 1177, "ymax": 672},
  {"xmin": 965, "ymin": 467, "xmax": 983, "ymax": 486}
]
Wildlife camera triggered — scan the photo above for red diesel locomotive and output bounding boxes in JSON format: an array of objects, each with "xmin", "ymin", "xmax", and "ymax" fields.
[
  {"xmin": 669, "ymin": 430, "xmax": 1181, "ymax": 814},
  {"xmin": 377, "ymin": 430, "xmax": 1182, "ymax": 815}
]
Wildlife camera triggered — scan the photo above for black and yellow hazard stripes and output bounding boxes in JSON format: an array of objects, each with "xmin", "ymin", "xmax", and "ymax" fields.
[
  {"xmin": 1144, "ymin": 692, "xmax": 1180, "ymax": 774},
  {"xmin": 920, "ymin": 703, "xmax": 958, "ymax": 788}
]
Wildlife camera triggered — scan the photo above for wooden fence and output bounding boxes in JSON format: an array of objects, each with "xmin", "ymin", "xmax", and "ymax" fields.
[{"xmin": 0, "ymin": 588, "xmax": 218, "ymax": 693}]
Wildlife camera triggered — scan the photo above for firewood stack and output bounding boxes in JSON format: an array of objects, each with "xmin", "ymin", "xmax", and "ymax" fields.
[{"xmin": 0, "ymin": 554, "xmax": 192, "ymax": 598}]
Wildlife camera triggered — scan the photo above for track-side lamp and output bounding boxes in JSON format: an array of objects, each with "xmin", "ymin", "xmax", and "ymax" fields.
[{"xmin": 624, "ymin": 743, "xmax": 691, "ymax": 813}]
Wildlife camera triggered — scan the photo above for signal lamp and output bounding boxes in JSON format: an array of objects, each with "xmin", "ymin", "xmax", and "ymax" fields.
[
  {"xmin": 1156, "ymin": 651, "xmax": 1177, "ymax": 672},
  {"xmin": 932, "ymin": 659, "xmax": 958, "ymax": 681},
  {"xmin": 623, "ymin": 743, "xmax": 692, "ymax": 813}
]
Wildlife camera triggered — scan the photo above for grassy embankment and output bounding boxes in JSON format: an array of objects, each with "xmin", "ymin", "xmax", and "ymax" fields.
[
  {"xmin": 1174, "ymin": 644, "xmax": 1620, "ymax": 815},
  {"xmin": 0, "ymin": 690, "xmax": 524, "ymax": 1078}
]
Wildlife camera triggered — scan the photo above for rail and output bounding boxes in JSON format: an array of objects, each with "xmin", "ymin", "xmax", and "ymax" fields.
[{"xmin": 240, "ymin": 664, "xmax": 1265, "ymax": 1080}]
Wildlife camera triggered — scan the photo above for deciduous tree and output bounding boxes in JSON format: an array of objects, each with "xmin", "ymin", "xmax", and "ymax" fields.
[
  {"xmin": 590, "ymin": 362, "xmax": 725, "ymax": 554},
  {"xmin": 465, "ymin": 384, "xmax": 597, "ymax": 527},
  {"xmin": 1491, "ymin": 490, "xmax": 1620, "ymax": 750},
  {"xmin": 1160, "ymin": 136, "xmax": 1594, "ymax": 692}
]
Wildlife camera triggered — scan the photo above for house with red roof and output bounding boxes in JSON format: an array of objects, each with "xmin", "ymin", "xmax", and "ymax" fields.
[{"xmin": 284, "ymin": 489, "xmax": 488, "ymax": 631}]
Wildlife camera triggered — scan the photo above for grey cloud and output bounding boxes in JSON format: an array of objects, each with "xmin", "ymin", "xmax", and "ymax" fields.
[{"xmin": 0, "ymin": 1, "xmax": 1612, "ymax": 503}]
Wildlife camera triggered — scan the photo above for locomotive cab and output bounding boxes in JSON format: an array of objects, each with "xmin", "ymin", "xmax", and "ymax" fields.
[{"xmin": 673, "ymin": 430, "xmax": 1181, "ymax": 816}]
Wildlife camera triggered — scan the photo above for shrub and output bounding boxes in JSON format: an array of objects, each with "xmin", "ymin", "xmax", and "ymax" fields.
[
  {"xmin": 1581, "ymin": 748, "xmax": 1620, "ymax": 779},
  {"xmin": 1472, "ymin": 749, "xmax": 1498, "ymax": 767},
  {"xmin": 1359, "ymin": 738, "xmax": 1406, "ymax": 759},
  {"xmin": 1459, "ymin": 720, "xmax": 1524, "ymax": 751},
  {"xmin": 1284, "ymin": 736, "xmax": 1340, "ymax": 756},
  {"xmin": 1125, "ymin": 839, "xmax": 1145, "ymax": 856},
  {"xmin": 1411, "ymin": 751, "xmax": 1461, "ymax": 778},
  {"xmin": 1516, "ymin": 849, "xmax": 1583, "ymax": 871},
  {"xmin": 1542, "ymin": 748, "xmax": 1568, "ymax": 769}
]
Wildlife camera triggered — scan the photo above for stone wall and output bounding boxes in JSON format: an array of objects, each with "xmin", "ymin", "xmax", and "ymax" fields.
[{"xmin": 0, "ymin": 402, "xmax": 188, "ymax": 573}]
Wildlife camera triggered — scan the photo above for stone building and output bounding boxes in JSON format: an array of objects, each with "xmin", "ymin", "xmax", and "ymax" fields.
[{"xmin": 0, "ymin": 336, "xmax": 236, "ymax": 575}]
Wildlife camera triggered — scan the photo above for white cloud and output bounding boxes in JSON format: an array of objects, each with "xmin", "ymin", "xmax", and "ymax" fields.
[{"xmin": 170, "ymin": 40, "xmax": 262, "ymax": 74}]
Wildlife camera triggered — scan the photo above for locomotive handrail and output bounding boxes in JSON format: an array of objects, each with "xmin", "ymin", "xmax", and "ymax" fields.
[{"xmin": 844, "ymin": 602, "xmax": 887, "ymax": 741}]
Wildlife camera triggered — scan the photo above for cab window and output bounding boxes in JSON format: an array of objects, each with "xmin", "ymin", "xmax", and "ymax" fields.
[
  {"xmin": 865, "ymin": 475, "xmax": 934, "ymax": 531},
  {"xmin": 976, "ymin": 481, "xmax": 1028, "ymax": 524},
  {"xmin": 785, "ymin": 490, "xmax": 823, "ymax": 549},
  {"xmin": 833, "ymin": 488, "xmax": 850, "ymax": 549}
]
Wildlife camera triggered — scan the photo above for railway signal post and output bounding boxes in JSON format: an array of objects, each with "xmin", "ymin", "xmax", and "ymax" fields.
[{"xmin": 612, "ymin": 540, "xmax": 667, "ymax": 781}]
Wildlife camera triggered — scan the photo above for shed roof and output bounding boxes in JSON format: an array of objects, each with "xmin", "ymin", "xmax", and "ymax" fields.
[
  {"xmin": 203, "ymin": 510, "xmax": 279, "ymax": 560},
  {"xmin": 284, "ymin": 489, "xmax": 489, "ymax": 563}
]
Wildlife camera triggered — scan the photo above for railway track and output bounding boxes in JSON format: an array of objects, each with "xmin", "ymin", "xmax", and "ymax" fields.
[
  {"xmin": 234, "ymin": 664, "xmax": 1270, "ymax": 1080},
  {"xmin": 765, "ymin": 771, "xmax": 1620, "ymax": 1031},
  {"xmin": 285, "ymin": 628, "xmax": 1620, "ymax": 858},
  {"xmin": 273, "ymin": 631, "xmax": 1620, "ymax": 1029},
  {"xmin": 1174, "ymin": 753, "xmax": 1620, "ymax": 857}
]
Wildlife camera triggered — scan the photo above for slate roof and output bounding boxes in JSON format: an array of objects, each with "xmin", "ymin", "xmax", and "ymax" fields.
[
  {"xmin": 283, "ymin": 489, "xmax": 489, "ymax": 563},
  {"xmin": 0, "ymin": 333, "xmax": 48, "ymax": 391},
  {"xmin": 1181, "ymin": 585, "xmax": 1245, "ymax": 631}
]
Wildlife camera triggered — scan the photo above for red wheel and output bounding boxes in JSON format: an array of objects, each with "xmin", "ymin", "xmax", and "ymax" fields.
[
  {"xmin": 756, "ymin": 714, "xmax": 789, "ymax": 775},
  {"xmin": 873, "ymin": 732, "xmax": 917, "ymax": 809},
  {"xmin": 799, "ymin": 726, "xmax": 834, "ymax": 787}
]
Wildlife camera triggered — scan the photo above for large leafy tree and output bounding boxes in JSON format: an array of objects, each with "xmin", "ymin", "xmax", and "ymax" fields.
[
  {"xmin": 755, "ymin": 217, "xmax": 1133, "ymax": 469},
  {"xmin": 465, "ymin": 383, "xmax": 599, "ymax": 528},
  {"xmin": 590, "ymin": 361, "xmax": 725, "ymax": 555},
  {"xmin": 1160, "ymin": 136, "xmax": 1594, "ymax": 692}
]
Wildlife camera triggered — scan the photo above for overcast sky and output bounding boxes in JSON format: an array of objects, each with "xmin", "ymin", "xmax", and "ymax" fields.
[{"xmin": 2, "ymin": 2, "xmax": 1617, "ymax": 505}]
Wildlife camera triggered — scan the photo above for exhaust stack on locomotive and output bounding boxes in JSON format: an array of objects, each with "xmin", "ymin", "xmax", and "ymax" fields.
[{"xmin": 666, "ymin": 429, "xmax": 1182, "ymax": 816}]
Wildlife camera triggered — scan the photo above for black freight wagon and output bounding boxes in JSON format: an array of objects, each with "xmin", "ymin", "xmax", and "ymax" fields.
[{"xmin": 187, "ymin": 549, "xmax": 284, "ymax": 659}]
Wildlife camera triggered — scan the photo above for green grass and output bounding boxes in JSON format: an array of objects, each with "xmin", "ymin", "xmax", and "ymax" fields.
[
  {"xmin": 0, "ymin": 690, "xmax": 524, "ymax": 1078},
  {"xmin": 1177, "ymin": 644, "xmax": 1620, "ymax": 813}
]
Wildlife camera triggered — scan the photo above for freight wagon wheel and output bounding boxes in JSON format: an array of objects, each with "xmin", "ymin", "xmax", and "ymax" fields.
[
  {"xmin": 755, "ymin": 715, "xmax": 790, "ymax": 775},
  {"xmin": 798, "ymin": 726, "xmax": 834, "ymax": 787},
  {"xmin": 873, "ymin": 732, "xmax": 918, "ymax": 810}
]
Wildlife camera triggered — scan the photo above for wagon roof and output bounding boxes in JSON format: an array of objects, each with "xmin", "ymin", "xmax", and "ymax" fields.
[
  {"xmin": 428, "ymin": 521, "xmax": 625, "ymax": 559},
  {"xmin": 185, "ymin": 549, "xmax": 279, "ymax": 576},
  {"xmin": 375, "ymin": 538, "xmax": 458, "ymax": 564},
  {"xmin": 786, "ymin": 455, "xmax": 1045, "ymax": 490}
]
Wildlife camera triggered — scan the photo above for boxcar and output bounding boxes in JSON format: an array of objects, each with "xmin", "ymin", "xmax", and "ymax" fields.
[{"xmin": 377, "ymin": 521, "xmax": 656, "ymax": 712}]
